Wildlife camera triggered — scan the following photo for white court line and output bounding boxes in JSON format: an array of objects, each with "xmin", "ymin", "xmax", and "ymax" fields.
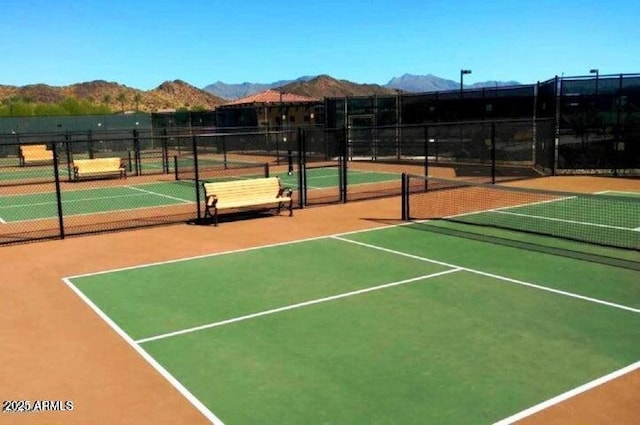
[
  {"xmin": 443, "ymin": 192, "xmax": 640, "ymax": 233},
  {"xmin": 595, "ymin": 190, "xmax": 640, "ymax": 196},
  {"xmin": 64, "ymin": 223, "xmax": 396, "ymax": 280},
  {"xmin": 6, "ymin": 203, "xmax": 195, "ymax": 225},
  {"xmin": 61, "ymin": 277, "xmax": 225, "ymax": 425},
  {"xmin": 492, "ymin": 360, "xmax": 640, "ymax": 425},
  {"xmin": 595, "ymin": 190, "xmax": 640, "ymax": 231},
  {"xmin": 494, "ymin": 210, "xmax": 636, "ymax": 232},
  {"xmin": 63, "ymin": 224, "xmax": 639, "ymax": 424},
  {"xmin": 331, "ymin": 236, "xmax": 640, "ymax": 314},
  {"xmin": 349, "ymin": 168, "xmax": 400, "ymax": 177},
  {"xmin": 305, "ymin": 177, "xmax": 399, "ymax": 191},
  {"xmin": 125, "ymin": 185, "xmax": 193, "ymax": 203},
  {"xmin": 0, "ymin": 193, "xmax": 146, "ymax": 209},
  {"xmin": 0, "ymin": 180, "xmax": 194, "ymax": 211},
  {"xmin": 135, "ymin": 268, "xmax": 462, "ymax": 344},
  {"xmin": 445, "ymin": 195, "xmax": 576, "ymax": 221}
]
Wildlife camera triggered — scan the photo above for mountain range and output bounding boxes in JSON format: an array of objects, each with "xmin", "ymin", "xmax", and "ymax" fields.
[
  {"xmin": 0, "ymin": 74, "xmax": 521, "ymax": 113},
  {"xmin": 205, "ymin": 73, "xmax": 521, "ymax": 100},
  {"xmin": 0, "ymin": 80, "xmax": 227, "ymax": 113}
]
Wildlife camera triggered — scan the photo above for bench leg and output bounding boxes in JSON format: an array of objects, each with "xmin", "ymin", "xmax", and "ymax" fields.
[
  {"xmin": 204, "ymin": 206, "xmax": 218, "ymax": 226},
  {"xmin": 288, "ymin": 199, "xmax": 293, "ymax": 216}
]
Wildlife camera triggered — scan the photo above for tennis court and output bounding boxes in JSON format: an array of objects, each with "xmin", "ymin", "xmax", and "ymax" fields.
[
  {"xmin": 275, "ymin": 165, "xmax": 400, "ymax": 189},
  {"xmin": 0, "ymin": 165, "xmax": 69, "ymax": 182},
  {"xmin": 65, "ymin": 216, "xmax": 640, "ymax": 424},
  {"xmin": 0, "ymin": 164, "xmax": 401, "ymax": 225},
  {"xmin": 0, "ymin": 182, "xmax": 195, "ymax": 223},
  {"xmin": 455, "ymin": 193, "xmax": 639, "ymax": 250}
]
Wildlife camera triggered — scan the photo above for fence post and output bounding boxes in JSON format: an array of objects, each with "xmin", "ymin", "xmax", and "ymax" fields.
[
  {"xmin": 613, "ymin": 74, "xmax": 623, "ymax": 176},
  {"xmin": 340, "ymin": 126, "xmax": 348, "ymax": 203},
  {"xmin": 297, "ymin": 127, "xmax": 306, "ymax": 208},
  {"xmin": 192, "ymin": 135, "xmax": 202, "ymax": 221},
  {"xmin": 87, "ymin": 129, "xmax": 94, "ymax": 159},
  {"xmin": 424, "ymin": 125, "xmax": 429, "ymax": 179},
  {"xmin": 162, "ymin": 128, "xmax": 169, "ymax": 174},
  {"xmin": 491, "ymin": 122, "xmax": 496, "ymax": 184},
  {"xmin": 52, "ymin": 142, "xmax": 65, "ymax": 239},
  {"xmin": 401, "ymin": 173, "xmax": 408, "ymax": 220},
  {"xmin": 127, "ymin": 150, "xmax": 133, "ymax": 173},
  {"xmin": 553, "ymin": 75, "xmax": 560, "ymax": 175},
  {"xmin": 222, "ymin": 135, "xmax": 228, "ymax": 169},
  {"xmin": 133, "ymin": 129, "xmax": 141, "ymax": 176},
  {"xmin": 65, "ymin": 132, "xmax": 73, "ymax": 181}
]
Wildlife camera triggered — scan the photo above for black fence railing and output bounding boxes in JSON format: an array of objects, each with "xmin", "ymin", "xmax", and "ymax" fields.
[{"xmin": 0, "ymin": 117, "xmax": 630, "ymax": 246}]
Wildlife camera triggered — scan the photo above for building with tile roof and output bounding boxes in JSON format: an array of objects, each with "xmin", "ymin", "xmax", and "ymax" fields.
[
  {"xmin": 216, "ymin": 89, "xmax": 323, "ymax": 129},
  {"xmin": 224, "ymin": 89, "xmax": 319, "ymax": 106}
]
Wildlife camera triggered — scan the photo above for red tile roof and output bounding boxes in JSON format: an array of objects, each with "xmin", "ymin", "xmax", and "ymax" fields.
[{"xmin": 224, "ymin": 89, "xmax": 318, "ymax": 105}]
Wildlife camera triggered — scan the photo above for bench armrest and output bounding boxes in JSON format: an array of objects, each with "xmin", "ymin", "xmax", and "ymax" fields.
[
  {"xmin": 278, "ymin": 187, "xmax": 293, "ymax": 198},
  {"xmin": 206, "ymin": 195, "xmax": 218, "ymax": 208}
]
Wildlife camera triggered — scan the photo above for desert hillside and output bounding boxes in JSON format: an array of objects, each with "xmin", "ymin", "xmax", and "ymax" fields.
[{"xmin": 0, "ymin": 80, "xmax": 227, "ymax": 113}]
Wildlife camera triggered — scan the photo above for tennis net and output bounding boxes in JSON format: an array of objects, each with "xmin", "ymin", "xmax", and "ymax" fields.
[{"xmin": 401, "ymin": 174, "xmax": 640, "ymax": 251}]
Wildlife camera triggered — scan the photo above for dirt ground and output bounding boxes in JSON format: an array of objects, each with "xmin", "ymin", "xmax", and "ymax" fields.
[{"xmin": 0, "ymin": 175, "xmax": 638, "ymax": 424}]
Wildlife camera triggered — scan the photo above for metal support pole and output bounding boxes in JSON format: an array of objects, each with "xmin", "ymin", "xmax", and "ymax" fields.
[
  {"xmin": 340, "ymin": 126, "xmax": 348, "ymax": 203},
  {"xmin": 192, "ymin": 135, "xmax": 202, "ymax": 221},
  {"xmin": 52, "ymin": 142, "xmax": 65, "ymax": 239},
  {"xmin": 297, "ymin": 127, "xmax": 306, "ymax": 208},
  {"xmin": 401, "ymin": 173, "xmax": 408, "ymax": 221},
  {"xmin": 491, "ymin": 122, "xmax": 496, "ymax": 184}
]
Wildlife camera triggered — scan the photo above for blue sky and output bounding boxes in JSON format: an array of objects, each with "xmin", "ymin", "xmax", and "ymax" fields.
[{"xmin": 1, "ymin": 0, "xmax": 638, "ymax": 90}]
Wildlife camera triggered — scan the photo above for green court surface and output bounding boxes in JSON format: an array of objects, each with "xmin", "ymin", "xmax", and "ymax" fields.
[
  {"xmin": 448, "ymin": 191, "xmax": 640, "ymax": 251},
  {"xmin": 275, "ymin": 166, "xmax": 399, "ymax": 189},
  {"xmin": 0, "ymin": 182, "xmax": 195, "ymax": 222},
  {"xmin": 0, "ymin": 166, "xmax": 69, "ymax": 182},
  {"xmin": 0, "ymin": 167, "xmax": 398, "ymax": 223},
  {"xmin": 66, "ymin": 224, "xmax": 640, "ymax": 425}
]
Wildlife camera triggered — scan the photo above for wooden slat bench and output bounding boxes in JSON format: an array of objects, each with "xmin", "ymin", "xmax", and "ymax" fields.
[
  {"xmin": 203, "ymin": 177, "xmax": 293, "ymax": 226},
  {"xmin": 19, "ymin": 144, "xmax": 54, "ymax": 166},
  {"xmin": 73, "ymin": 157, "xmax": 126, "ymax": 181}
]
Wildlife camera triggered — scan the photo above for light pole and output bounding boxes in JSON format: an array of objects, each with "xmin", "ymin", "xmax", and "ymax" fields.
[
  {"xmin": 590, "ymin": 68, "xmax": 599, "ymax": 96},
  {"xmin": 460, "ymin": 69, "xmax": 472, "ymax": 99},
  {"xmin": 460, "ymin": 69, "xmax": 471, "ymax": 121}
]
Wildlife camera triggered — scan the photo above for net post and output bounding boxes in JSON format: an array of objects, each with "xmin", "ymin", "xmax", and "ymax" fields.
[{"xmin": 264, "ymin": 162, "xmax": 270, "ymax": 178}]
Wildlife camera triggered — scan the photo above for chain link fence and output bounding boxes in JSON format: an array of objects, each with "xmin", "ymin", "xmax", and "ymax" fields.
[{"xmin": 0, "ymin": 115, "xmax": 625, "ymax": 246}]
